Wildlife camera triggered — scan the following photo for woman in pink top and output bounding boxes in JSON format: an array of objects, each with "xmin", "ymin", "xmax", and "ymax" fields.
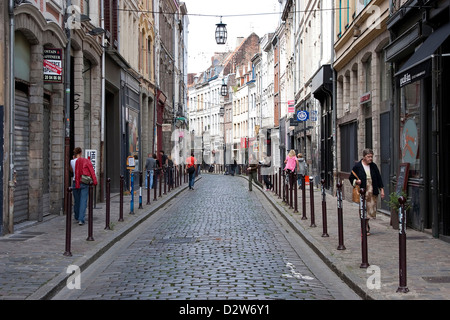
[{"xmin": 284, "ymin": 149, "xmax": 299, "ymax": 173}]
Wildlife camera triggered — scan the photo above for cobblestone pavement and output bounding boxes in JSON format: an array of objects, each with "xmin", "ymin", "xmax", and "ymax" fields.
[{"xmin": 53, "ymin": 174, "xmax": 359, "ymax": 300}]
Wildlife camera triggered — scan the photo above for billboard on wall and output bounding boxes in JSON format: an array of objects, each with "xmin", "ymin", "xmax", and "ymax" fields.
[{"xmin": 43, "ymin": 48, "xmax": 63, "ymax": 83}]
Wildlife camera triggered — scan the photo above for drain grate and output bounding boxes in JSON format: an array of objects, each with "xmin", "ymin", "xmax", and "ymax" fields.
[{"xmin": 422, "ymin": 276, "xmax": 450, "ymax": 283}]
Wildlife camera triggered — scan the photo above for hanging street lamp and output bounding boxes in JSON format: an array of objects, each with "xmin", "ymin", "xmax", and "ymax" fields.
[
  {"xmin": 215, "ymin": 17, "xmax": 227, "ymax": 45},
  {"xmin": 220, "ymin": 79, "xmax": 228, "ymax": 96}
]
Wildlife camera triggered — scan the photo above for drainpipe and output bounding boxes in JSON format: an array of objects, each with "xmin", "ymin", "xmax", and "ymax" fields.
[
  {"xmin": 8, "ymin": 0, "xmax": 16, "ymax": 234},
  {"xmin": 64, "ymin": 0, "xmax": 72, "ymax": 216},
  {"xmin": 331, "ymin": 0, "xmax": 337, "ymax": 193},
  {"xmin": 100, "ymin": 0, "xmax": 105, "ymax": 201}
]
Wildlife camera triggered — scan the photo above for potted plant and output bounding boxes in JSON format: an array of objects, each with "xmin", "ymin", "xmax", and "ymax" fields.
[{"xmin": 385, "ymin": 191, "xmax": 410, "ymax": 229}]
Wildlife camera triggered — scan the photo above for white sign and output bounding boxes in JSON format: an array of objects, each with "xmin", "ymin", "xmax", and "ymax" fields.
[{"xmin": 85, "ymin": 149, "xmax": 97, "ymax": 174}]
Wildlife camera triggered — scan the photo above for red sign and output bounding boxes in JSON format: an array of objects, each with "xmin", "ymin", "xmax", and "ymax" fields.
[
  {"xmin": 288, "ymin": 100, "xmax": 295, "ymax": 113},
  {"xmin": 240, "ymin": 137, "xmax": 248, "ymax": 148}
]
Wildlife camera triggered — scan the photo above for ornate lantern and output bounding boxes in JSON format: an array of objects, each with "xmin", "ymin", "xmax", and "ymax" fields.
[
  {"xmin": 215, "ymin": 17, "xmax": 227, "ymax": 45},
  {"xmin": 220, "ymin": 79, "xmax": 228, "ymax": 96}
]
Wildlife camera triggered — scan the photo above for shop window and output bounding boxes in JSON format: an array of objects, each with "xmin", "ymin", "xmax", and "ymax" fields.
[{"xmin": 400, "ymin": 82, "xmax": 421, "ymax": 179}]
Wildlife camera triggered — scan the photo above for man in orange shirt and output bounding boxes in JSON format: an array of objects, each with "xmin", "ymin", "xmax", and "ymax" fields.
[{"xmin": 186, "ymin": 152, "xmax": 197, "ymax": 190}]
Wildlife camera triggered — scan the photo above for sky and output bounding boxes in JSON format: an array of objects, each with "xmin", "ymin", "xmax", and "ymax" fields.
[{"xmin": 183, "ymin": 0, "xmax": 281, "ymax": 74}]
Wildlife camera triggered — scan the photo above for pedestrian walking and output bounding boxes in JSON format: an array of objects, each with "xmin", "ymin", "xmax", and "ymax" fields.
[
  {"xmin": 247, "ymin": 154, "xmax": 263, "ymax": 191},
  {"xmin": 70, "ymin": 147, "xmax": 82, "ymax": 222},
  {"xmin": 260, "ymin": 153, "xmax": 273, "ymax": 191},
  {"xmin": 168, "ymin": 155, "xmax": 174, "ymax": 188},
  {"xmin": 349, "ymin": 148, "xmax": 385, "ymax": 235},
  {"xmin": 153, "ymin": 153, "xmax": 160, "ymax": 189},
  {"xmin": 297, "ymin": 153, "xmax": 307, "ymax": 189},
  {"xmin": 74, "ymin": 148, "xmax": 98, "ymax": 225},
  {"xmin": 186, "ymin": 152, "xmax": 197, "ymax": 190},
  {"xmin": 144, "ymin": 153, "xmax": 156, "ymax": 189}
]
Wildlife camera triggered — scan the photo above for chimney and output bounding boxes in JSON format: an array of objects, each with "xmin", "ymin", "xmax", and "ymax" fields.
[{"xmin": 236, "ymin": 37, "xmax": 244, "ymax": 48}]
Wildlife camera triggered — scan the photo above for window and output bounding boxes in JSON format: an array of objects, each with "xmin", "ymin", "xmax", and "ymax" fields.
[{"xmin": 340, "ymin": 122, "xmax": 358, "ymax": 172}]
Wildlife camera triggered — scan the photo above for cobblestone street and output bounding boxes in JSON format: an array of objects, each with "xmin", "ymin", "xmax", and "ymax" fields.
[{"xmin": 53, "ymin": 174, "xmax": 358, "ymax": 300}]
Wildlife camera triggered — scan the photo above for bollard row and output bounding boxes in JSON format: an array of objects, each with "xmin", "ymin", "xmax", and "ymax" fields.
[{"xmin": 64, "ymin": 164, "xmax": 188, "ymax": 256}]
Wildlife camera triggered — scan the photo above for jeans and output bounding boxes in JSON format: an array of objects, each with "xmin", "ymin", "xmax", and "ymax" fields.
[
  {"xmin": 72, "ymin": 180, "xmax": 80, "ymax": 220},
  {"xmin": 188, "ymin": 171, "xmax": 195, "ymax": 188},
  {"xmin": 145, "ymin": 170, "xmax": 154, "ymax": 189},
  {"xmin": 78, "ymin": 183, "xmax": 89, "ymax": 223}
]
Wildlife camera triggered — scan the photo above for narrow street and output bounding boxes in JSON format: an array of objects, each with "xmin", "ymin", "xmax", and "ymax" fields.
[{"xmin": 53, "ymin": 174, "xmax": 359, "ymax": 301}]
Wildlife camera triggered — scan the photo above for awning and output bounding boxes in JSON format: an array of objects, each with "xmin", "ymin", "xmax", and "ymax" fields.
[{"xmin": 395, "ymin": 22, "xmax": 450, "ymax": 87}]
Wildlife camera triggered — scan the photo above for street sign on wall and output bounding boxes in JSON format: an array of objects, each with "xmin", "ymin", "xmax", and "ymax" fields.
[{"xmin": 43, "ymin": 48, "xmax": 62, "ymax": 83}]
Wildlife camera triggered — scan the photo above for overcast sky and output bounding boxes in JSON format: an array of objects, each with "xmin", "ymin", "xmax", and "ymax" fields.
[{"xmin": 183, "ymin": 0, "xmax": 281, "ymax": 74}]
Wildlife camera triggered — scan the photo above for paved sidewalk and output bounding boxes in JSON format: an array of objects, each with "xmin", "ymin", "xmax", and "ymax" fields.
[
  {"xmin": 0, "ymin": 178, "xmax": 196, "ymax": 300},
  {"xmin": 251, "ymin": 175, "xmax": 450, "ymax": 300}
]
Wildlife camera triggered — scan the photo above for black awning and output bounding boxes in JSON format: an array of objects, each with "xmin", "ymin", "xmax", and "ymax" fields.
[{"xmin": 395, "ymin": 22, "xmax": 450, "ymax": 87}]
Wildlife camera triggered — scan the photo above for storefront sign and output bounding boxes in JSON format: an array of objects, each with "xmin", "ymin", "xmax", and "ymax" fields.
[
  {"xmin": 360, "ymin": 92, "xmax": 371, "ymax": 105},
  {"xmin": 288, "ymin": 100, "xmax": 295, "ymax": 113},
  {"xmin": 43, "ymin": 48, "xmax": 62, "ymax": 83},
  {"xmin": 85, "ymin": 149, "xmax": 97, "ymax": 174}
]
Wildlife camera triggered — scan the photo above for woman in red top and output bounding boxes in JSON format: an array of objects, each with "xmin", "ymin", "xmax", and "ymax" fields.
[{"xmin": 74, "ymin": 150, "xmax": 97, "ymax": 225}]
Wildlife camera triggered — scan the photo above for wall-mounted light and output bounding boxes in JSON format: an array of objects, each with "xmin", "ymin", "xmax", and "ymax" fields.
[{"xmin": 215, "ymin": 17, "xmax": 227, "ymax": 45}]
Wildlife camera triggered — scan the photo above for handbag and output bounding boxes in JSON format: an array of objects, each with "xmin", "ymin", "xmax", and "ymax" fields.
[
  {"xmin": 187, "ymin": 165, "xmax": 195, "ymax": 174},
  {"xmin": 351, "ymin": 170, "xmax": 360, "ymax": 203},
  {"xmin": 81, "ymin": 174, "xmax": 93, "ymax": 185}
]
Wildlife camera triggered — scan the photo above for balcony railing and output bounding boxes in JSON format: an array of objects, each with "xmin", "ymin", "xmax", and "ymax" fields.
[{"xmin": 390, "ymin": 0, "xmax": 412, "ymax": 15}]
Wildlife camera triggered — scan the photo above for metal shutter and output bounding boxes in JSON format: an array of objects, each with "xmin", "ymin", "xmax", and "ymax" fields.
[{"xmin": 14, "ymin": 90, "xmax": 29, "ymax": 223}]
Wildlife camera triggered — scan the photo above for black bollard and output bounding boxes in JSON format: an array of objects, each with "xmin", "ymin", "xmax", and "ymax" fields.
[
  {"xmin": 63, "ymin": 187, "xmax": 73, "ymax": 256},
  {"xmin": 321, "ymin": 179, "xmax": 329, "ymax": 237},
  {"xmin": 336, "ymin": 181, "xmax": 346, "ymax": 250},
  {"xmin": 397, "ymin": 196, "xmax": 409, "ymax": 293},
  {"xmin": 309, "ymin": 176, "xmax": 316, "ymax": 227},
  {"xmin": 146, "ymin": 171, "xmax": 151, "ymax": 205},
  {"xmin": 159, "ymin": 170, "xmax": 162, "ymax": 197},
  {"xmin": 87, "ymin": 182, "xmax": 94, "ymax": 241},
  {"xmin": 163, "ymin": 168, "xmax": 167, "ymax": 195},
  {"xmin": 105, "ymin": 178, "xmax": 111, "ymax": 230},
  {"xmin": 154, "ymin": 170, "xmax": 158, "ymax": 201},
  {"xmin": 278, "ymin": 168, "xmax": 281, "ymax": 199},
  {"xmin": 359, "ymin": 188, "xmax": 369, "ymax": 268},
  {"xmin": 119, "ymin": 175, "xmax": 124, "ymax": 222},
  {"xmin": 301, "ymin": 175, "xmax": 307, "ymax": 220},
  {"xmin": 294, "ymin": 173, "xmax": 298, "ymax": 213}
]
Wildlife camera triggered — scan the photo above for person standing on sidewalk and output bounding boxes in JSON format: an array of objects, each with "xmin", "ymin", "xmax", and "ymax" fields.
[
  {"xmin": 349, "ymin": 148, "xmax": 385, "ymax": 235},
  {"xmin": 74, "ymin": 150, "xmax": 98, "ymax": 225},
  {"xmin": 186, "ymin": 152, "xmax": 197, "ymax": 190},
  {"xmin": 145, "ymin": 153, "xmax": 156, "ymax": 189},
  {"xmin": 247, "ymin": 154, "xmax": 263, "ymax": 191},
  {"xmin": 297, "ymin": 153, "xmax": 307, "ymax": 189},
  {"xmin": 70, "ymin": 147, "xmax": 82, "ymax": 222}
]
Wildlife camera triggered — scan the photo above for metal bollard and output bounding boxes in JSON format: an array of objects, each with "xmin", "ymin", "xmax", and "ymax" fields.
[
  {"xmin": 147, "ymin": 171, "xmax": 151, "ymax": 205},
  {"xmin": 63, "ymin": 187, "xmax": 73, "ymax": 256},
  {"xmin": 294, "ymin": 173, "xmax": 298, "ymax": 213},
  {"xmin": 309, "ymin": 176, "xmax": 316, "ymax": 227},
  {"xmin": 159, "ymin": 170, "xmax": 162, "ymax": 197},
  {"xmin": 87, "ymin": 182, "xmax": 94, "ymax": 241},
  {"xmin": 336, "ymin": 181, "xmax": 346, "ymax": 250},
  {"xmin": 153, "ymin": 172, "xmax": 158, "ymax": 201},
  {"xmin": 105, "ymin": 178, "xmax": 111, "ymax": 230},
  {"xmin": 397, "ymin": 196, "xmax": 409, "ymax": 293},
  {"xmin": 119, "ymin": 175, "xmax": 124, "ymax": 222},
  {"xmin": 359, "ymin": 188, "xmax": 369, "ymax": 268},
  {"xmin": 139, "ymin": 171, "xmax": 143, "ymax": 209},
  {"xmin": 278, "ymin": 168, "xmax": 281, "ymax": 199},
  {"xmin": 130, "ymin": 171, "xmax": 135, "ymax": 215},
  {"xmin": 301, "ymin": 175, "xmax": 307, "ymax": 220},
  {"xmin": 289, "ymin": 172, "xmax": 294, "ymax": 209},
  {"xmin": 321, "ymin": 179, "xmax": 329, "ymax": 237},
  {"xmin": 163, "ymin": 168, "xmax": 167, "ymax": 195}
]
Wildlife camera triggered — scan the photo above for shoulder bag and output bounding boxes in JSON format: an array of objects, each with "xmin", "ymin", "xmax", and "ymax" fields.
[{"xmin": 351, "ymin": 170, "xmax": 360, "ymax": 203}]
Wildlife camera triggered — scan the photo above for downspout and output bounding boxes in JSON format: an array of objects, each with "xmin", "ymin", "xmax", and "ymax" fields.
[
  {"xmin": 331, "ymin": 0, "xmax": 337, "ymax": 193},
  {"xmin": 431, "ymin": 55, "xmax": 438, "ymax": 237},
  {"xmin": 100, "ymin": 0, "xmax": 105, "ymax": 201},
  {"xmin": 64, "ymin": 0, "xmax": 72, "ymax": 217},
  {"xmin": 8, "ymin": 0, "xmax": 15, "ymax": 234}
]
